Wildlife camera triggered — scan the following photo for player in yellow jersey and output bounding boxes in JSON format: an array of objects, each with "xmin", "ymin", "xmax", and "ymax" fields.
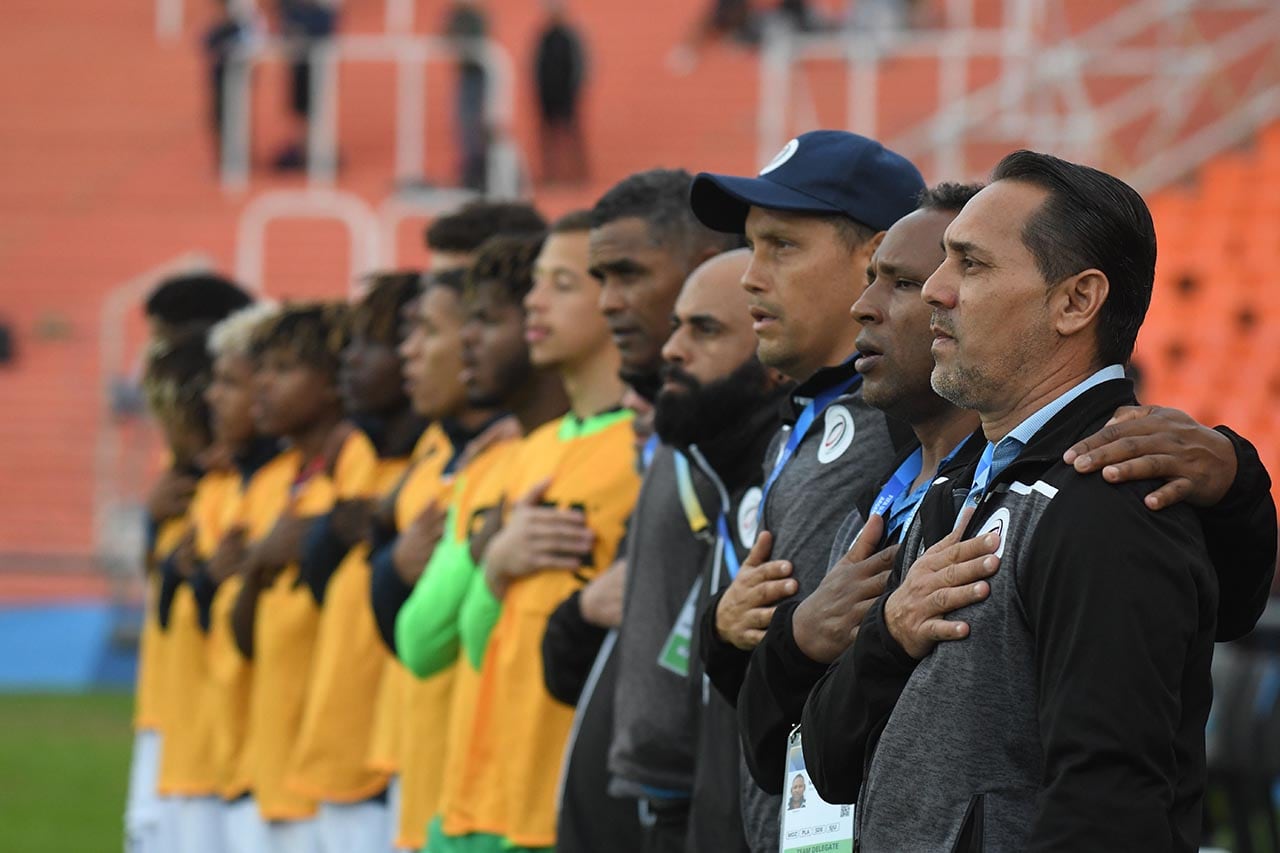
[
  {"xmin": 148, "ymin": 329, "xmax": 235, "ymax": 853},
  {"xmin": 189, "ymin": 303, "xmax": 285, "ymax": 853},
  {"xmin": 401, "ymin": 212, "xmax": 641, "ymax": 853},
  {"xmin": 228, "ymin": 303, "xmax": 377, "ymax": 853},
  {"xmin": 396, "ymin": 230, "xmax": 569, "ymax": 851},
  {"xmin": 285, "ymin": 272, "xmax": 427, "ymax": 853},
  {"xmin": 131, "ymin": 328, "xmax": 222, "ymax": 853},
  {"xmin": 126, "ymin": 276, "xmax": 254, "ymax": 853}
]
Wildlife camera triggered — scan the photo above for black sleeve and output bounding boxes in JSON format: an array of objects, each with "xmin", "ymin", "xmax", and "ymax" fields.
[
  {"xmin": 189, "ymin": 563, "xmax": 219, "ymax": 632},
  {"xmin": 541, "ymin": 590, "xmax": 608, "ymax": 706},
  {"xmin": 1021, "ymin": 485, "xmax": 1211, "ymax": 851},
  {"xmin": 1201, "ymin": 427, "xmax": 1277, "ymax": 641},
  {"xmin": 696, "ymin": 586, "xmax": 752, "ymax": 707},
  {"xmin": 370, "ymin": 540, "xmax": 413, "ymax": 655},
  {"xmin": 299, "ymin": 512, "xmax": 350, "ymax": 606},
  {"xmin": 800, "ymin": 594, "xmax": 916, "ymax": 804},
  {"xmin": 157, "ymin": 555, "xmax": 181, "ymax": 630},
  {"xmin": 737, "ymin": 602, "xmax": 831, "ymax": 794}
]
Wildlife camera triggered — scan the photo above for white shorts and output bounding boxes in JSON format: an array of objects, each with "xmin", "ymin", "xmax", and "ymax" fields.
[
  {"xmin": 385, "ymin": 776, "xmax": 404, "ymax": 852},
  {"xmin": 223, "ymin": 797, "xmax": 270, "ymax": 853},
  {"xmin": 173, "ymin": 796, "xmax": 226, "ymax": 853},
  {"xmin": 124, "ymin": 731, "xmax": 161, "ymax": 835},
  {"xmin": 125, "ymin": 732, "xmax": 178, "ymax": 853},
  {"xmin": 317, "ymin": 799, "xmax": 390, "ymax": 853},
  {"xmin": 267, "ymin": 816, "xmax": 320, "ymax": 853}
]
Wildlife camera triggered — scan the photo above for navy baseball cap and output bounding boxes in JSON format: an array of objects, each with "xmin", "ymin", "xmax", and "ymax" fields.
[{"xmin": 690, "ymin": 130, "xmax": 926, "ymax": 234}]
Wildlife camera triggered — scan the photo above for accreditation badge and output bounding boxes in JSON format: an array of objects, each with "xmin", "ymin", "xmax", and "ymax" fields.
[
  {"xmin": 780, "ymin": 726, "xmax": 855, "ymax": 853},
  {"xmin": 657, "ymin": 576, "xmax": 702, "ymax": 676}
]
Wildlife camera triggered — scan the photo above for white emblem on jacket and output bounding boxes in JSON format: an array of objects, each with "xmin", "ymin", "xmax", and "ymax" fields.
[
  {"xmin": 816, "ymin": 405, "xmax": 855, "ymax": 464},
  {"xmin": 737, "ymin": 487, "xmax": 763, "ymax": 549},
  {"xmin": 976, "ymin": 507, "xmax": 1011, "ymax": 558}
]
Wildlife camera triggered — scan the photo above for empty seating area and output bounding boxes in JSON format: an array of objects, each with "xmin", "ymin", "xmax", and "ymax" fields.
[{"xmin": 1138, "ymin": 123, "xmax": 1280, "ymax": 505}]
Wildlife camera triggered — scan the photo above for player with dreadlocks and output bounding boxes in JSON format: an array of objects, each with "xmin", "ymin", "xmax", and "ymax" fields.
[{"xmin": 226, "ymin": 302, "xmax": 381, "ymax": 852}]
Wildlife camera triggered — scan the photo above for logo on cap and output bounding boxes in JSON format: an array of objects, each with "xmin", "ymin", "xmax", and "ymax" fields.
[{"xmin": 759, "ymin": 138, "xmax": 800, "ymax": 176}]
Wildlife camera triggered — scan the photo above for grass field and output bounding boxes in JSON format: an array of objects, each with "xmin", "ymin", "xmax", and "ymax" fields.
[{"xmin": 0, "ymin": 691, "xmax": 133, "ymax": 852}]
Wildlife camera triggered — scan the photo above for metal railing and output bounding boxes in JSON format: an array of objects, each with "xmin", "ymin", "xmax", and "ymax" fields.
[
  {"xmin": 234, "ymin": 189, "xmax": 382, "ymax": 294},
  {"xmin": 219, "ymin": 33, "xmax": 520, "ymax": 197},
  {"xmin": 156, "ymin": 0, "xmax": 418, "ymax": 42},
  {"xmin": 758, "ymin": 0, "xmax": 1280, "ymax": 189}
]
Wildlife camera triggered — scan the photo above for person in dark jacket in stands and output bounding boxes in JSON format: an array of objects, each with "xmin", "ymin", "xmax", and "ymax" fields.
[
  {"xmin": 802, "ymin": 150, "xmax": 1276, "ymax": 852},
  {"xmin": 534, "ymin": 0, "xmax": 588, "ymax": 184},
  {"xmin": 272, "ymin": 0, "xmax": 339, "ymax": 171}
]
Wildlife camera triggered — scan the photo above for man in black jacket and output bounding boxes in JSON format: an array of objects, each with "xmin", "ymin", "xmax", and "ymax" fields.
[
  {"xmin": 803, "ymin": 151, "xmax": 1276, "ymax": 851},
  {"xmin": 544, "ymin": 170, "xmax": 739, "ymax": 853}
]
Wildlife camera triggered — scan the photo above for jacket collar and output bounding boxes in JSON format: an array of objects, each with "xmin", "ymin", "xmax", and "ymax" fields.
[
  {"xmin": 781, "ymin": 357, "xmax": 861, "ymax": 424},
  {"xmin": 987, "ymin": 378, "xmax": 1136, "ymax": 486}
]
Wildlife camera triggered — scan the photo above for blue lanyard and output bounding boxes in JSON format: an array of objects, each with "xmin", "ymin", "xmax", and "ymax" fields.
[
  {"xmin": 758, "ymin": 374, "xmax": 861, "ymax": 524},
  {"xmin": 715, "ymin": 513, "xmax": 741, "ymax": 580},
  {"xmin": 870, "ymin": 448, "xmax": 923, "ymax": 520},
  {"xmin": 641, "ymin": 433, "xmax": 660, "ymax": 471},
  {"xmin": 964, "ymin": 441, "xmax": 997, "ymax": 509}
]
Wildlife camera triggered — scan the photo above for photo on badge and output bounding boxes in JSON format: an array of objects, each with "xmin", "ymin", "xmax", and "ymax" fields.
[{"xmin": 781, "ymin": 727, "xmax": 855, "ymax": 853}]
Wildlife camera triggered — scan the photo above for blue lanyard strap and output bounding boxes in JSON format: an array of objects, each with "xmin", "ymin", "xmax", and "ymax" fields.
[
  {"xmin": 870, "ymin": 448, "xmax": 924, "ymax": 520},
  {"xmin": 715, "ymin": 513, "xmax": 741, "ymax": 580},
  {"xmin": 641, "ymin": 433, "xmax": 660, "ymax": 471},
  {"xmin": 758, "ymin": 374, "xmax": 861, "ymax": 524}
]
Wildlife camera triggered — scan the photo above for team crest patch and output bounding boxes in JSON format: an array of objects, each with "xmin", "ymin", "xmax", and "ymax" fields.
[
  {"xmin": 737, "ymin": 487, "xmax": 763, "ymax": 550},
  {"xmin": 816, "ymin": 405, "xmax": 855, "ymax": 464},
  {"xmin": 976, "ymin": 507, "xmax": 1010, "ymax": 558},
  {"xmin": 759, "ymin": 138, "xmax": 799, "ymax": 175}
]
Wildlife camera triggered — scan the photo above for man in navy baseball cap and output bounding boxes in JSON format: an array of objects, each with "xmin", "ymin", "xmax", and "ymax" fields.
[
  {"xmin": 690, "ymin": 129, "xmax": 924, "ymax": 383},
  {"xmin": 684, "ymin": 131, "xmax": 924, "ymax": 851},
  {"xmin": 690, "ymin": 130, "xmax": 925, "ymax": 236}
]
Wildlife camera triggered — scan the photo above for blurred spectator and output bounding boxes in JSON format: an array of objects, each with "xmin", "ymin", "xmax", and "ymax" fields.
[
  {"xmin": 445, "ymin": 0, "xmax": 490, "ymax": 191},
  {"xmin": 534, "ymin": 1, "xmax": 589, "ymax": 185},
  {"xmin": 203, "ymin": 0, "xmax": 257, "ymax": 166},
  {"xmin": 667, "ymin": 0, "xmax": 755, "ymax": 75},
  {"xmin": 666, "ymin": 1, "xmax": 829, "ymax": 75},
  {"xmin": 272, "ymin": 0, "xmax": 340, "ymax": 172}
]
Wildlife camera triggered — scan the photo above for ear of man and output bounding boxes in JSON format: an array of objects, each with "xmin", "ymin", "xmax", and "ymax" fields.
[{"xmin": 1052, "ymin": 268, "xmax": 1110, "ymax": 343}]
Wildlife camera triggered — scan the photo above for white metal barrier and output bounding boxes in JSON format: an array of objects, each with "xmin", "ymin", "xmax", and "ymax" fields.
[
  {"xmin": 377, "ymin": 188, "xmax": 480, "ymax": 265},
  {"xmin": 758, "ymin": 0, "xmax": 1280, "ymax": 189},
  {"xmin": 235, "ymin": 188, "xmax": 382, "ymax": 295},
  {"xmin": 220, "ymin": 33, "xmax": 520, "ymax": 197}
]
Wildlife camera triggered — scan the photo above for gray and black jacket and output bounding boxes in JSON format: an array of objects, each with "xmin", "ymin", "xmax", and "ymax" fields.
[
  {"xmin": 803, "ymin": 378, "xmax": 1225, "ymax": 852},
  {"xmin": 697, "ymin": 359, "xmax": 912, "ymax": 852},
  {"xmin": 683, "ymin": 394, "xmax": 788, "ymax": 853}
]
